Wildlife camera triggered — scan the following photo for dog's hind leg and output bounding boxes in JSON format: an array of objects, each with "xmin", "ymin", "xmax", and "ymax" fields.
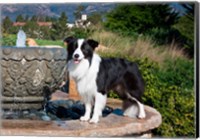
[
  {"xmin": 123, "ymin": 99, "xmax": 139, "ymax": 118},
  {"xmin": 124, "ymin": 92, "xmax": 146, "ymax": 119},
  {"xmin": 89, "ymin": 92, "xmax": 107, "ymax": 123}
]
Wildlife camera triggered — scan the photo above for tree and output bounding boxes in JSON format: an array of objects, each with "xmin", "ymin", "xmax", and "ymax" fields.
[
  {"xmin": 88, "ymin": 12, "xmax": 103, "ymax": 25},
  {"xmin": 178, "ymin": 4, "xmax": 194, "ymax": 40},
  {"xmin": 174, "ymin": 3, "xmax": 195, "ymax": 57},
  {"xmin": 30, "ymin": 15, "xmax": 38, "ymax": 21},
  {"xmin": 59, "ymin": 12, "xmax": 68, "ymax": 26},
  {"xmin": 25, "ymin": 15, "xmax": 30, "ymax": 22},
  {"xmin": 105, "ymin": 4, "xmax": 179, "ymax": 35},
  {"xmin": 37, "ymin": 16, "xmax": 45, "ymax": 22},
  {"xmin": 3, "ymin": 16, "xmax": 13, "ymax": 33},
  {"xmin": 181, "ymin": 3, "xmax": 194, "ymax": 20},
  {"xmin": 16, "ymin": 14, "xmax": 25, "ymax": 22},
  {"xmin": 45, "ymin": 16, "xmax": 52, "ymax": 22},
  {"xmin": 50, "ymin": 17, "xmax": 57, "ymax": 22},
  {"xmin": 23, "ymin": 21, "xmax": 40, "ymax": 38},
  {"xmin": 50, "ymin": 12, "xmax": 68, "ymax": 40},
  {"xmin": 104, "ymin": 4, "xmax": 183, "ymax": 46},
  {"xmin": 74, "ymin": 5, "xmax": 86, "ymax": 20}
]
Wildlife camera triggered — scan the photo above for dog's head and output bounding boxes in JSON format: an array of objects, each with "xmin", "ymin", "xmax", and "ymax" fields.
[{"xmin": 64, "ymin": 36, "xmax": 99, "ymax": 64}]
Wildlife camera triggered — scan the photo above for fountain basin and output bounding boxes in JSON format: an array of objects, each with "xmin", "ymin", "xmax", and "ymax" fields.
[
  {"xmin": 1, "ymin": 46, "xmax": 67, "ymax": 110},
  {"xmin": 0, "ymin": 98, "xmax": 162, "ymax": 137}
]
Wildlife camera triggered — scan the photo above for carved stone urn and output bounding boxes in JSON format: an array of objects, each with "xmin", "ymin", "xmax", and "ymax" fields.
[{"xmin": 1, "ymin": 47, "xmax": 67, "ymax": 110}]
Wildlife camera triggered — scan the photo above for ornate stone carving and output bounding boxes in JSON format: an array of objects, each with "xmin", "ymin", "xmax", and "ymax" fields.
[{"xmin": 1, "ymin": 47, "xmax": 67, "ymax": 110}]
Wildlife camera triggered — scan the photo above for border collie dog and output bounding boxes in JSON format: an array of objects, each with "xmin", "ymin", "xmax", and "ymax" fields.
[{"xmin": 65, "ymin": 36, "xmax": 146, "ymax": 123}]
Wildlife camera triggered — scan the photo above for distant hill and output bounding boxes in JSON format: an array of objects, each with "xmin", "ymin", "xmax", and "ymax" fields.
[
  {"xmin": 2, "ymin": 3, "xmax": 116, "ymax": 22},
  {"xmin": 2, "ymin": 3, "xmax": 185, "ymax": 23}
]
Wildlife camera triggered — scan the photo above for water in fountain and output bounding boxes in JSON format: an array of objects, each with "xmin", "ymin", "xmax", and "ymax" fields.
[{"xmin": 16, "ymin": 29, "xmax": 26, "ymax": 47}]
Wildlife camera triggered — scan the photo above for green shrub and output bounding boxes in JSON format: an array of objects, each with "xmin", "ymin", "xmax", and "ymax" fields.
[
  {"xmin": 99, "ymin": 52, "xmax": 194, "ymax": 137},
  {"xmin": 2, "ymin": 34, "xmax": 17, "ymax": 46},
  {"xmin": 157, "ymin": 58, "xmax": 194, "ymax": 90},
  {"xmin": 68, "ymin": 28, "xmax": 94, "ymax": 39},
  {"xmin": 138, "ymin": 58, "xmax": 194, "ymax": 137},
  {"xmin": 137, "ymin": 58, "xmax": 194, "ymax": 137},
  {"xmin": 146, "ymin": 27, "xmax": 183, "ymax": 45}
]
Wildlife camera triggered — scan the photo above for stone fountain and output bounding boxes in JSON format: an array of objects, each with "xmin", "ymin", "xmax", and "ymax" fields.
[
  {"xmin": 1, "ymin": 47, "xmax": 67, "ymax": 110},
  {"xmin": 1, "ymin": 30, "xmax": 67, "ymax": 110}
]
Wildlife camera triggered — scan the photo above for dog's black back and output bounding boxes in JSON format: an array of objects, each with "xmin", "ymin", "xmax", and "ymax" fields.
[{"xmin": 96, "ymin": 58, "xmax": 144, "ymax": 102}]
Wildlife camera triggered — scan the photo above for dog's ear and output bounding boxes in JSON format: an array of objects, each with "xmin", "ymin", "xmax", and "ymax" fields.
[
  {"xmin": 87, "ymin": 39, "xmax": 99, "ymax": 50},
  {"xmin": 63, "ymin": 36, "xmax": 76, "ymax": 45}
]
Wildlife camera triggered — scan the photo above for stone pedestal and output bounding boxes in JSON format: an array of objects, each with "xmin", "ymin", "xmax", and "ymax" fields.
[{"xmin": 1, "ymin": 47, "xmax": 67, "ymax": 110}]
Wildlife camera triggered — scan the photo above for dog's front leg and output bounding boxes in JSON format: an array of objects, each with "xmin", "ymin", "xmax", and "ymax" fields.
[
  {"xmin": 80, "ymin": 102, "xmax": 92, "ymax": 121},
  {"xmin": 89, "ymin": 93, "xmax": 107, "ymax": 124}
]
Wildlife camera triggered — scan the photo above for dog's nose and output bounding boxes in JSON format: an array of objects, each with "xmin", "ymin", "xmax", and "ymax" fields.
[{"xmin": 74, "ymin": 54, "xmax": 79, "ymax": 58}]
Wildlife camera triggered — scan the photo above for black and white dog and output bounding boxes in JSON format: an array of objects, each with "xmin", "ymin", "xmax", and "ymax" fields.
[{"xmin": 65, "ymin": 36, "xmax": 146, "ymax": 123}]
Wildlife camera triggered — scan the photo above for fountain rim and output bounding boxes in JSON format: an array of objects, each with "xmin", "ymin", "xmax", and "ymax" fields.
[
  {"xmin": 0, "ymin": 104, "xmax": 162, "ymax": 137},
  {"xmin": 1, "ymin": 46, "xmax": 66, "ymax": 50},
  {"xmin": 1, "ymin": 46, "xmax": 67, "ymax": 61}
]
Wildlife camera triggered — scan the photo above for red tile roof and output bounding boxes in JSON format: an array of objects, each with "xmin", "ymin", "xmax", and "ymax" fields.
[
  {"xmin": 13, "ymin": 22, "xmax": 26, "ymax": 26},
  {"xmin": 37, "ymin": 22, "xmax": 52, "ymax": 26}
]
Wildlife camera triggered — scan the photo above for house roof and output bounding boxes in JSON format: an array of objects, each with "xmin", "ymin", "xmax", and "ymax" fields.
[
  {"xmin": 13, "ymin": 22, "xmax": 26, "ymax": 26},
  {"xmin": 37, "ymin": 22, "xmax": 52, "ymax": 26}
]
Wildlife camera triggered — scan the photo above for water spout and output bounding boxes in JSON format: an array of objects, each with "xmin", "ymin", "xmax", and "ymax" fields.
[{"xmin": 16, "ymin": 29, "xmax": 26, "ymax": 47}]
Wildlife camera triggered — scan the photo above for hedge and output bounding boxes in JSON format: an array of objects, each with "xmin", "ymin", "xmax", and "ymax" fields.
[{"xmin": 100, "ymin": 52, "xmax": 195, "ymax": 137}]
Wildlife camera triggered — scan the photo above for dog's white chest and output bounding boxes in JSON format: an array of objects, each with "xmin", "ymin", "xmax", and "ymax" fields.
[
  {"xmin": 76, "ymin": 75, "xmax": 96, "ymax": 96},
  {"xmin": 69, "ymin": 54, "xmax": 101, "ymax": 102}
]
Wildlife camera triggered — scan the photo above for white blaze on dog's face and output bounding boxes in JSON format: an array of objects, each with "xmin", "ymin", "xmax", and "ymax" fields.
[
  {"xmin": 65, "ymin": 37, "xmax": 99, "ymax": 65},
  {"xmin": 65, "ymin": 36, "xmax": 100, "ymax": 81},
  {"xmin": 73, "ymin": 39, "xmax": 84, "ymax": 64}
]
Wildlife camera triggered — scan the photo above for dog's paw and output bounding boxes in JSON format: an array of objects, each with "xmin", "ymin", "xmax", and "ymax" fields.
[
  {"xmin": 80, "ymin": 116, "xmax": 90, "ymax": 121},
  {"xmin": 89, "ymin": 117, "xmax": 99, "ymax": 124},
  {"xmin": 138, "ymin": 110, "xmax": 146, "ymax": 119}
]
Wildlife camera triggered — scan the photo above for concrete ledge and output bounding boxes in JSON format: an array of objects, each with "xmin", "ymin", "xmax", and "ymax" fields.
[{"xmin": 0, "ymin": 104, "xmax": 162, "ymax": 137}]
